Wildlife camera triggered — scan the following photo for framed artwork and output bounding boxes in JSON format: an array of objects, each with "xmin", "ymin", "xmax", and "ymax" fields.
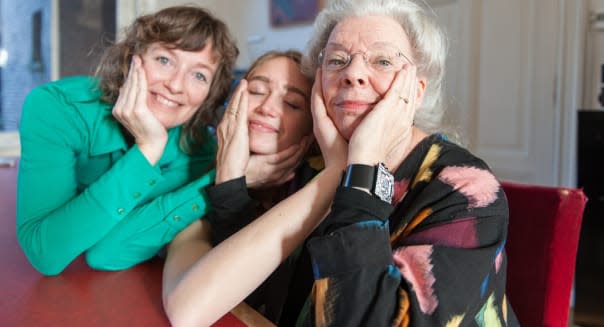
[{"xmin": 270, "ymin": 0, "xmax": 324, "ymax": 27}]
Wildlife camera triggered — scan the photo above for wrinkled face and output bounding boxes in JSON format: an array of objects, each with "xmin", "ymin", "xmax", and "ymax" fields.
[
  {"xmin": 246, "ymin": 56, "xmax": 312, "ymax": 154},
  {"xmin": 140, "ymin": 42, "xmax": 218, "ymax": 129},
  {"xmin": 321, "ymin": 15, "xmax": 415, "ymax": 140}
]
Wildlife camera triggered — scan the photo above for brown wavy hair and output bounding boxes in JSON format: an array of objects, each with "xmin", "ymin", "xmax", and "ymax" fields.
[{"xmin": 95, "ymin": 6, "xmax": 239, "ymax": 151}]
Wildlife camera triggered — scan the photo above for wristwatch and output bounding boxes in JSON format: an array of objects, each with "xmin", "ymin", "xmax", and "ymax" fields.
[{"xmin": 340, "ymin": 163, "xmax": 394, "ymax": 203}]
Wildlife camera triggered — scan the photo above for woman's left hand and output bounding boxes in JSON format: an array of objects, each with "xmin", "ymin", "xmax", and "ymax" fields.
[
  {"xmin": 347, "ymin": 65, "xmax": 419, "ymax": 168},
  {"xmin": 215, "ymin": 80, "xmax": 250, "ymax": 184}
]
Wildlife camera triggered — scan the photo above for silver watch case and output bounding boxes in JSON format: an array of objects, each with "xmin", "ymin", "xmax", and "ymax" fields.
[{"xmin": 374, "ymin": 163, "xmax": 394, "ymax": 203}]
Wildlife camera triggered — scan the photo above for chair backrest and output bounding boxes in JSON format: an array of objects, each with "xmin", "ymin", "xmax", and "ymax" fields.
[{"xmin": 501, "ymin": 181, "xmax": 587, "ymax": 327}]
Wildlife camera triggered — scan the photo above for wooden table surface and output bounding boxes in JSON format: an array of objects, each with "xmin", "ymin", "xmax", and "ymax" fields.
[{"xmin": 0, "ymin": 160, "xmax": 274, "ymax": 327}]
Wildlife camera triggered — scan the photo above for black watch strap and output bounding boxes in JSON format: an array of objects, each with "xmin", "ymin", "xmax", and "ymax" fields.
[
  {"xmin": 340, "ymin": 164, "xmax": 375, "ymax": 191},
  {"xmin": 341, "ymin": 163, "xmax": 394, "ymax": 203}
]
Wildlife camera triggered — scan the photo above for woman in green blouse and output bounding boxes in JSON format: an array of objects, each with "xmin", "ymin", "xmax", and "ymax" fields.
[{"xmin": 16, "ymin": 6, "xmax": 238, "ymax": 275}]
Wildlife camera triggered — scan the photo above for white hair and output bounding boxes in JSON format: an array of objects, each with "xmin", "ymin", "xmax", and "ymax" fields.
[{"xmin": 303, "ymin": 0, "xmax": 448, "ymax": 134}]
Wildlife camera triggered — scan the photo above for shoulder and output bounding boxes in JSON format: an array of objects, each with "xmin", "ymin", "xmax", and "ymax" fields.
[
  {"xmin": 401, "ymin": 133, "xmax": 505, "ymax": 212},
  {"xmin": 23, "ymin": 76, "xmax": 105, "ymax": 117},
  {"xmin": 27, "ymin": 76, "xmax": 102, "ymax": 103},
  {"xmin": 421, "ymin": 134, "xmax": 491, "ymax": 172},
  {"xmin": 21, "ymin": 76, "xmax": 114, "ymax": 143}
]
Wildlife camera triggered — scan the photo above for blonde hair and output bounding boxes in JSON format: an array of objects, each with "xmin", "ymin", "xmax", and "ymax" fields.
[
  {"xmin": 303, "ymin": 0, "xmax": 448, "ymax": 134},
  {"xmin": 244, "ymin": 50, "xmax": 308, "ymax": 80}
]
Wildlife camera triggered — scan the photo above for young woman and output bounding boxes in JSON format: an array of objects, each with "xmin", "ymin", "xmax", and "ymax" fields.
[
  {"xmin": 163, "ymin": 50, "xmax": 316, "ymax": 324},
  {"xmin": 16, "ymin": 6, "xmax": 238, "ymax": 275},
  {"xmin": 164, "ymin": 1, "xmax": 519, "ymax": 326}
]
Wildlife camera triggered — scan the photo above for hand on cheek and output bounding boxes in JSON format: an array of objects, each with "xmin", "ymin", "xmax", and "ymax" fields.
[
  {"xmin": 215, "ymin": 80, "xmax": 250, "ymax": 184},
  {"xmin": 112, "ymin": 55, "xmax": 167, "ymax": 165},
  {"xmin": 246, "ymin": 134, "xmax": 313, "ymax": 189},
  {"xmin": 311, "ymin": 69, "xmax": 348, "ymax": 169},
  {"xmin": 347, "ymin": 64, "xmax": 419, "ymax": 168}
]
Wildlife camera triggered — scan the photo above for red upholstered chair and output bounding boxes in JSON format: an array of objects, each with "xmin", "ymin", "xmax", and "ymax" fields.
[{"xmin": 501, "ymin": 181, "xmax": 587, "ymax": 327}]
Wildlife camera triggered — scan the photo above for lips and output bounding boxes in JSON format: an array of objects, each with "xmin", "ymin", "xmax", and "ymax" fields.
[
  {"xmin": 152, "ymin": 92, "xmax": 181, "ymax": 108},
  {"xmin": 249, "ymin": 119, "xmax": 278, "ymax": 133},
  {"xmin": 334, "ymin": 100, "xmax": 376, "ymax": 113}
]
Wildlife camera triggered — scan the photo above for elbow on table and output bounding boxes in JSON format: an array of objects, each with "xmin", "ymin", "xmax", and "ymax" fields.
[
  {"xmin": 28, "ymin": 257, "xmax": 67, "ymax": 276},
  {"xmin": 84, "ymin": 248, "xmax": 136, "ymax": 272},
  {"xmin": 163, "ymin": 295, "xmax": 197, "ymax": 327},
  {"xmin": 17, "ymin": 230, "xmax": 68, "ymax": 276},
  {"xmin": 163, "ymin": 290, "xmax": 215, "ymax": 327}
]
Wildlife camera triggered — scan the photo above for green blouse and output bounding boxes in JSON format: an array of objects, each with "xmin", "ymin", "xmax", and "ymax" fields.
[{"xmin": 17, "ymin": 76, "xmax": 216, "ymax": 275}]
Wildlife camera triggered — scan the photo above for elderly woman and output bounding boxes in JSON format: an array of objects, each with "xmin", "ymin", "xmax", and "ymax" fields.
[
  {"xmin": 163, "ymin": 0, "xmax": 519, "ymax": 326},
  {"xmin": 17, "ymin": 6, "xmax": 238, "ymax": 275}
]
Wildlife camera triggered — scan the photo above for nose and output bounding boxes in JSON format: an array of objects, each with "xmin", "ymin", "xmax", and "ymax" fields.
[
  {"xmin": 341, "ymin": 55, "xmax": 369, "ymax": 87},
  {"xmin": 165, "ymin": 69, "xmax": 185, "ymax": 93},
  {"xmin": 256, "ymin": 93, "xmax": 281, "ymax": 117}
]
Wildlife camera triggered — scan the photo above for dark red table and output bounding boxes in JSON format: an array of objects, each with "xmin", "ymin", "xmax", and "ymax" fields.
[{"xmin": 0, "ymin": 159, "xmax": 272, "ymax": 326}]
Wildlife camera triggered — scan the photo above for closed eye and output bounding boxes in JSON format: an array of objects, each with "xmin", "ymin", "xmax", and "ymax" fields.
[{"xmin": 285, "ymin": 101, "xmax": 301, "ymax": 110}]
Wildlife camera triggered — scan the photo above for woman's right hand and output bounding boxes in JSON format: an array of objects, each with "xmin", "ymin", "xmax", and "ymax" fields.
[
  {"xmin": 215, "ymin": 80, "xmax": 250, "ymax": 184},
  {"xmin": 311, "ymin": 69, "xmax": 348, "ymax": 170},
  {"xmin": 113, "ymin": 55, "xmax": 168, "ymax": 165},
  {"xmin": 245, "ymin": 135, "xmax": 312, "ymax": 189}
]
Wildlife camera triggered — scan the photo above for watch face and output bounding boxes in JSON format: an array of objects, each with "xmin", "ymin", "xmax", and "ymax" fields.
[{"xmin": 375, "ymin": 163, "xmax": 394, "ymax": 202}]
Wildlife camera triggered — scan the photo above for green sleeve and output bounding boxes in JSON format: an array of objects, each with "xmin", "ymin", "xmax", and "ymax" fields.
[
  {"xmin": 85, "ymin": 166, "xmax": 216, "ymax": 271},
  {"xmin": 17, "ymin": 84, "xmax": 216, "ymax": 275}
]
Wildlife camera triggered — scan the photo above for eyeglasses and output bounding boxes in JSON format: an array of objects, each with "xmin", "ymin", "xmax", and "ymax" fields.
[{"xmin": 319, "ymin": 43, "xmax": 413, "ymax": 74}]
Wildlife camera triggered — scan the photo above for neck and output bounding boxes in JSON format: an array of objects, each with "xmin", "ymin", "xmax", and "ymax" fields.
[{"xmin": 387, "ymin": 127, "xmax": 428, "ymax": 173}]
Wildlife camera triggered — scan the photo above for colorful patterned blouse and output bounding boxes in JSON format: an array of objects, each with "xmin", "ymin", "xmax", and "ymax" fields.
[
  {"xmin": 207, "ymin": 134, "xmax": 520, "ymax": 326},
  {"xmin": 301, "ymin": 133, "xmax": 520, "ymax": 326}
]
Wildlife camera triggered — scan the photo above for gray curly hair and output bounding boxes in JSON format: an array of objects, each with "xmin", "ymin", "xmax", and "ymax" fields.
[{"xmin": 303, "ymin": 0, "xmax": 448, "ymax": 134}]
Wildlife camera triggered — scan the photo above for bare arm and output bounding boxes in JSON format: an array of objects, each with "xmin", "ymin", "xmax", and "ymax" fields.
[
  {"xmin": 162, "ymin": 220, "xmax": 213, "ymax": 299},
  {"xmin": 163, "ymin": 166, "xmax": 341, "ymax": 326},
  {"xmin": 162, "ymin": 71, "xmax": 346, "ymax": 326}
]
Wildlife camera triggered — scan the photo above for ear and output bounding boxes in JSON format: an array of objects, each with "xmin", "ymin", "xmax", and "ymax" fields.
[{"xmin": 414, "ymin": 77, "xmax": 428, "ymax": 110}]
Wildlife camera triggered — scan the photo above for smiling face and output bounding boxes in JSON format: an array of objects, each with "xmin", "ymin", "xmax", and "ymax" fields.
[
  {"xmin": 140, "ymin": 42, "xmax": 219, "ymax": 129},
  {"xmin": 246, "ymin": 56, "xmax": 312, "ymax": 155},
  {"xmin": 321, "ymin": 15, "xmax": 415, "ymax": 140}
]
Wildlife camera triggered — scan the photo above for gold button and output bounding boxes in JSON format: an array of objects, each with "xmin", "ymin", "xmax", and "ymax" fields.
[
  {"xmin": 173, "ymin": 215, "xmax": 181, "ymax": 222},
  {"xmin": 191, "ymin": 203, "xmax": 199, "ymax": 212},
  {"xmin": 133, "ymin": 192, "xmax": 141, "ymax": 199},
  {"xmin": 148, "ymin": 179, "xmax": 156, "ymax": 186},
  {"xmin": 117, "ymin": 208, "xmax": 125, "ymax": 215}
]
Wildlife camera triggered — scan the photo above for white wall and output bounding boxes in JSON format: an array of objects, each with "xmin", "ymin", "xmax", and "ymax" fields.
[{"xmin": 117, "ymin": 0, "xmax": 315, "ymax": 69}]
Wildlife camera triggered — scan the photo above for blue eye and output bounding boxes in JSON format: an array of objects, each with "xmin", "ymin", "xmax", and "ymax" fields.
[
  {"xmin": 157, "ymin": 56, "xmax": 169, "ymax": 65},
  {"xmin": 374, "ymin": 57, "xmax": 393, "ymax": 67},
  {"xmin": 194, "ymin": 72, "xmax": 207, "ymax": 82},
  {"xmin": 325, "ymin": 54, "xmax": 348, "ymax": 69}
]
